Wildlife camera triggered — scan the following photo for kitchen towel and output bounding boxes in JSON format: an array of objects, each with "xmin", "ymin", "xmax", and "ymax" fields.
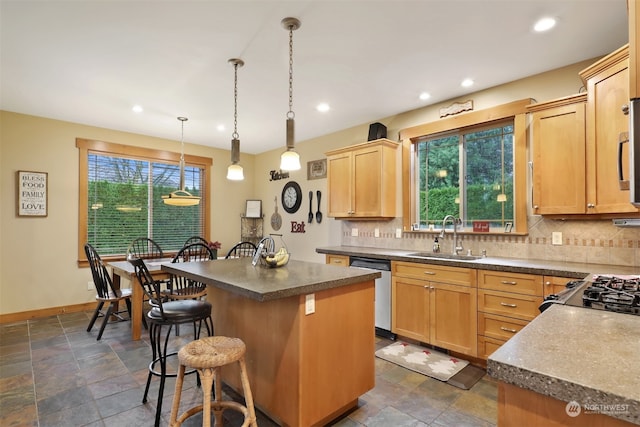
[{"xmin": 375, "ymin": 341, "xmax": 469, "ymax": 382}]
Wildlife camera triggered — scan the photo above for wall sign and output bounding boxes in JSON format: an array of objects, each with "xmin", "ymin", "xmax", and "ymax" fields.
[
  {"xmin": 307, "ymin": 159, "xmax": 327, "ymax": 180},
  {"xmin": 17, "ymin": 170, "xmax": 48, "ymax": 217}
]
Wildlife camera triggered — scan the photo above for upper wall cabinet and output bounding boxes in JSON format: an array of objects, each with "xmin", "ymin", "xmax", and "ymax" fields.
[
  {"xmin": 528, "ymin": 45, "xmax": 639, "ymax": 216},
  {"xmin": 579, "ymin": 45, "xmax": 638, "ymax": 214},
  {"xmin": 528, "ymin": 94, "xmax": 587, "ymax": 215},
  {"xmin": 326, "ymin": 138, "xmax": 399, "ymax": 219}
]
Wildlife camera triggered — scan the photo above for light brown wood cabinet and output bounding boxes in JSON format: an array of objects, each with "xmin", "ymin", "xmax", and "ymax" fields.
[
  {"xmin": 629, "ymin": 0, "xmax": 639, "ymax": 100},
  {"xmin": 528, "ymin": 45, "xmax": 639, "ymax": 216},
  {"xmin": 579, "ymin": 45, "xmax": 638, "ymax": 214},
  {"xmin": 543, "ymin": 275, "xmax": 576, "ymax": 297},
  {"xmin": 325, "ymin": 138, "xmax": 399, "ymax": 219},
  {"xmin": 391, "ymin": 261, "xmax": 477, "ymax": 357},
  {"xmin": 528, "ymin": 94, "xmax": 587, "ymax": 215},
  {"xmin": 476, "ymin": 270, "xmax": 544, "ymax": 359},
  {"xmin": 324, "ymin": 254, "xmax": 349, "ymax": 267}
]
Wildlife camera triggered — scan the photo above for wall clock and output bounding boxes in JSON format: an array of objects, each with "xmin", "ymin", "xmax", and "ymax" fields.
[{"xmin": 281, "ymin": 181, "xmax": 302, "ymax": 214}]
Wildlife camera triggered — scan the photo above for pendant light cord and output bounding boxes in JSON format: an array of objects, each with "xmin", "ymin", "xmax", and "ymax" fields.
[
  {"xmin": 287, "ymin": 24, "xmax": 295, "ymax": 120},
  {"xmin": 233, "ymin": 62, "xmax": 239, "ymax": 140},
  {"xmin": 177, "ymin": 116, "xmax": 187, "ymax": 190}
]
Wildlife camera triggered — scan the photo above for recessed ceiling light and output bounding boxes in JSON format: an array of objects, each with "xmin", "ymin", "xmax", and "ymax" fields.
[
  {"xmin": 419, "ymin": 92, "xmax": 431, "ymax": 101},
  {"xmin": 216, "ymin": 124, "xmax": 225, "ymax": 132},
  {"xmin": 534, "ymin": 17, "xmax": 556, "ymax": 32},
  {"xmin": 132, "ymin": 105, "xmax": 143, "ymax": 113},
  {"xmin": 461, "ymin": 78, "xmax": 474, "ymax": 88},
  {"xmin": 316, "ymin": 103, "xmax": 330, "ymax": 112}
]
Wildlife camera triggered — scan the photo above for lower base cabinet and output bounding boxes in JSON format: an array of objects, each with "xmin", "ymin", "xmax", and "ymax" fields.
[{"xmin": 391, "ymin": 261, "xmax": 477, "ymax": 357}]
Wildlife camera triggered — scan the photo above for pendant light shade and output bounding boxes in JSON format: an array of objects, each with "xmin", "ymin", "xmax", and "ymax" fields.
[
  {"xmin": 279, "ymin": 17, "xmax": 301, "ymax": 171},
  {"xmin": 162, "ymin": 117, "xmax": 201, "ymax": 206},
  {"xmin": 227, "ymin": 58, "xmax": 245, "ymax": 181}
]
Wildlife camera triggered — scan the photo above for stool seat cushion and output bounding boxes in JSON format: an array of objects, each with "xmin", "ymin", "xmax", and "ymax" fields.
[
  {"xmin": 148, "ymin": 300, "xmax": 211, "ymax": 322},
  {"xmin": 178, "ymin": 336, "xmax": 246, "ymax": 370}
]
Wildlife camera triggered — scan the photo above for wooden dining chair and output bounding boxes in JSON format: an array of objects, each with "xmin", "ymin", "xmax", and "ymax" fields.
[
  {"xmin": 166, "ymin": 242, "xmax": 216, "ymax": 301},
  {"xmin": 126, "ymin": 237, "xmax": 164, "ymax": 260},
  {"xmin": 183, "ymin": 235, "xmax": 209, "ymax": 247},
  {"xmin": 85, "ymin": 243, "xmax": 132, "ymax": 340},
  {"xmin": 225, "ymin": 241, "xmax": 257, "ymax": 259}
]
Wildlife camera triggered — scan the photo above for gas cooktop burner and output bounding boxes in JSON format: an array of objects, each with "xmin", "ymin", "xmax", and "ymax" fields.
[{"xmin": 582, "ymin": 275, "xmax": 640, "ymax": 315}]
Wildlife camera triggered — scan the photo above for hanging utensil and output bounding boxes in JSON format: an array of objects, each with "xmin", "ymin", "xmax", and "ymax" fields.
[
  {"xmin": 270, "ymin": 196, "xmax": 282, "ymax": 231},
  {"xmin": 316, "ymin": 190, "xmax": 323, "ymax": 223},
  {"xmin": 308, "ymin": 191, "xmax": 314, "ymax": 223}
]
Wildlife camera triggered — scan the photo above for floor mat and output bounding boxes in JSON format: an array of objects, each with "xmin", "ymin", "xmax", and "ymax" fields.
[
  {"xmin": 375, "ymin": 341, "xmax": 469, "ymax": 382},
  {"xmin": 446, "ymin": 363, "xmax": 485, "ymax": 389}
]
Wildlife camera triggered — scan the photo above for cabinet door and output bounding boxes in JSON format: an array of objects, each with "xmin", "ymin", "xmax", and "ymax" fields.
[
  {"xmin": 585, "ymin": 57, "xmax": 638, "ymax": 213},
  {"xmin": 327, "ymin": 152, "xmax": 352, "ymax": 217},
  {"xmin": 391, "ymin": 276, "xmax": 429, "ymax": 342},
  {"xmin": 543, "ymin": 275, "xmax": 574, "ymax": 297},
  {"xmin": 352, "ymin": 145, "xmax": 383, "ymax": 217},
  {"xmin": 531, "ymin": 102, "xmax": 586, "ymax": 215},
  {"xmin": 429, "ymin": 282, "xmax": 477, "ymax": 356}
]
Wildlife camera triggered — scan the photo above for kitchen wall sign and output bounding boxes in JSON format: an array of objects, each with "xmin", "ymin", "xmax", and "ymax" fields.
[
  {"xmin": 307, "ymin": 159, "xmax": 327, "ymax": 180},
  {"xmin": 290, "ymin": 221, "xmax": 306, "ymax": 233},
  {"xmin": 16, "ymin": 170, "xmax": 48, "ymax": 217},
  {"xmin": 269, "ymin": 169, "xmax": 290, "ymax": 181}
]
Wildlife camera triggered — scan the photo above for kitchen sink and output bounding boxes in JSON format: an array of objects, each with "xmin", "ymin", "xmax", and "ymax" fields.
[{"xmin": 407, "ymin": 252, "xmax": 483, "ymax": 261}]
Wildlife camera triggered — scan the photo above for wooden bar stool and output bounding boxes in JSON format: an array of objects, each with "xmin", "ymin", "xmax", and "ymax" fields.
[{"xmin": 169, "ymin": 336, "xmax": 258, "ymax": 427}]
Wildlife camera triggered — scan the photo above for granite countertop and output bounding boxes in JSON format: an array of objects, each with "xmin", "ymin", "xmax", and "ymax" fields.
[
  {"xmin": 487, "ymin": 304, "xmax": 640, "ymax": 425},
  {"xmin": 316, "ymin": 245, "xmax": 638, "ymax": 277},
  {"xmin": 161, "ymin": 257, "xmax": 381, "ymax": 302}
]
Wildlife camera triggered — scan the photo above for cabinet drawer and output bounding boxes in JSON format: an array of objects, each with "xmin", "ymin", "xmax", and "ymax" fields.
[
  {"xmin": 392, "ymin": 261, "xmax": 475, "ymax": 287},
  {"xmin": 478, "ymin": 270, "xmax": 543, "ymax": 296},
  {"xmin": 478, "ymin": 290, "xmax": 542, "ymax": 321},
  {"xmin": 478, "ymin": 312, "xmax": 529, "ymax": 341},
  {"xmin": 477, "ymin": 335, "xmax": 505, "ymax": 360},
  {"xmin": 325, "ymin": 254, "xmax": 349, "ymax": 267}
]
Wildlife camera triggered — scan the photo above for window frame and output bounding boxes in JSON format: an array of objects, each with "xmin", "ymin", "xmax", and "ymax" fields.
[
  {"xmin": 400, "ymin": 99, "xmax": 531, "ymax": 235},
  {"xmin": 76, "ymin": 138, "xmax": 212, "ymax": 266}
]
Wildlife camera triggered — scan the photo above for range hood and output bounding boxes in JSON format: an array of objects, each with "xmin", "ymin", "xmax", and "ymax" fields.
[{"xmin": 613, "ymin": 218, "xmax": 640, "ymax": 227}]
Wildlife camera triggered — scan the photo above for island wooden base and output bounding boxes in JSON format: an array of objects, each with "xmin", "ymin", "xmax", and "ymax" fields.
[
  {"xmin": 207, "ymin": 279, "xmax": 375, "ymax": 427},
  {"xmin": 498, "ymin": 382, "xmax": 636, "ymax": 427}
]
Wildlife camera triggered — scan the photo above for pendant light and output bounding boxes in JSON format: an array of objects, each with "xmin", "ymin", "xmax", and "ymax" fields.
[
  {"xmin": 227, "ymin": 58, "xmax": 245, "ymax": 181},
  {"xmin": 162, "ymin": 117, "xmax": 201, "ymax": 206},
  {"xmin": 279, "ymin": 17, "xmax": 301, "ymax": 171}
]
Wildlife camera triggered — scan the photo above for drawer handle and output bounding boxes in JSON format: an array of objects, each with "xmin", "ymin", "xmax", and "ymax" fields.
[
  {"xmin": 500, "ymin": 302, "xmax": 517, "ymax": 308},
  {"xmin": 545, "ymin": 281, "xmax": 551, "ymax": 286},
  {"xmin": 500, "ymin": 326, "xmax": 517, "ymax": 333},
  {"xmin": 500, "ymin": 280, "xmax": 517, "ymax": 285},
  {"xmin": 423, "ymin": 271, "xmax": 436, "ymax": 275}
]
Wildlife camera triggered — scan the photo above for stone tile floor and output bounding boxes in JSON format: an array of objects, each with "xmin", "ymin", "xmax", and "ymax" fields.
[{"xmin": 0, "ymin": 312, "xmax": 497, "ymax": 426}]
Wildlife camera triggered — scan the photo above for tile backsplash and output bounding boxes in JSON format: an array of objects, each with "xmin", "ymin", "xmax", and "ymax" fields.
[{"xmin": 341, "ymin": 216, "xmax": 640, "ymax": 268}]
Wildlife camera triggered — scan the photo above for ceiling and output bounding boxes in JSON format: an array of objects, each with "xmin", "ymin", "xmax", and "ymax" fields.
[{"xmin": 0, "ymin": 1, "xmax": 629, "ymax": 155}]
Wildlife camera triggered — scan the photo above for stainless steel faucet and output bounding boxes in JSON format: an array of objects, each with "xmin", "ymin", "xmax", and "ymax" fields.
[{"xmin": 440, "ymin": 215, "xmax": 463, "ymax": 255}]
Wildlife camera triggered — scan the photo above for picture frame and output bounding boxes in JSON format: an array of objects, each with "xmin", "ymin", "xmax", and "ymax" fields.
[
  {"xmin": 504, "ymin": 222, "xmax": 513, "ymax": 233},
  {"xmin": 16, "ymin": 170, "xmax": 48, "ymax": 217},
  {"xmin": 245, "ymin": 199, "xmax": 262, "ymax": 218},
  {"xmin": 307, "ymin": 158, "xmax": 327, "ymax": 180}
]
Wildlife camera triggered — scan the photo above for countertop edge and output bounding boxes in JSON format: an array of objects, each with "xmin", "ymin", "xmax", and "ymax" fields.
[
  {"xmin": 487, "ymin": 355, "xmax": 640, "ymax": 426},
  {"xmin": 316, "ymin": 246, "xmax": 637, "ymax": 277}
]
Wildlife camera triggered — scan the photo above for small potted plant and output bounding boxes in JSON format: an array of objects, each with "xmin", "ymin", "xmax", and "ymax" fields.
[{"xmin": 208, "ymin": 240, "xmax": 222, "ymax": 259}]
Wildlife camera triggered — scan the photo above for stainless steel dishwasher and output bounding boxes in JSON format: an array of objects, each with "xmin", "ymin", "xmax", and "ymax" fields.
[{"xmin": 349, "ymin": 256, "xmax": 396, "ymax": 340}]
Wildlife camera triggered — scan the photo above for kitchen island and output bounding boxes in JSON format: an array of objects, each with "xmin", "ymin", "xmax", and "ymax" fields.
[
  {"xmin": 162, "ymin": 258, "xmax": 381, "ymax": 427},
  {"xmin": 487, "ymin": 303, "xmax": 640, "ymax": 426}
]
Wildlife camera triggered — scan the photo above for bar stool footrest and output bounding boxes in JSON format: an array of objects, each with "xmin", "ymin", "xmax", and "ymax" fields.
[{"xmin": 174, "ymin": 400, "xmax": 250, "ymax": 426}]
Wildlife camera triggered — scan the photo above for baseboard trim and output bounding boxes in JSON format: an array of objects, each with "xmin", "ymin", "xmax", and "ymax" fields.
[{"xmin": 0, "ymin": 302, "xmax": 95, "ymax": 324}]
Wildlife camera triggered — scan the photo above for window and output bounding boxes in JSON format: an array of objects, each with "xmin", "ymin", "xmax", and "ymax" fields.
[
  {"xmin": 400, "ymin": 99, "xmax": 530, "ymax": 234},
  {"xmin": 77, "ymin": 139, "xmax": 212, "ymax": 263},
  {"xmin": 415, "ymin": 121, "xmax": 514, "ymax": 231}
]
